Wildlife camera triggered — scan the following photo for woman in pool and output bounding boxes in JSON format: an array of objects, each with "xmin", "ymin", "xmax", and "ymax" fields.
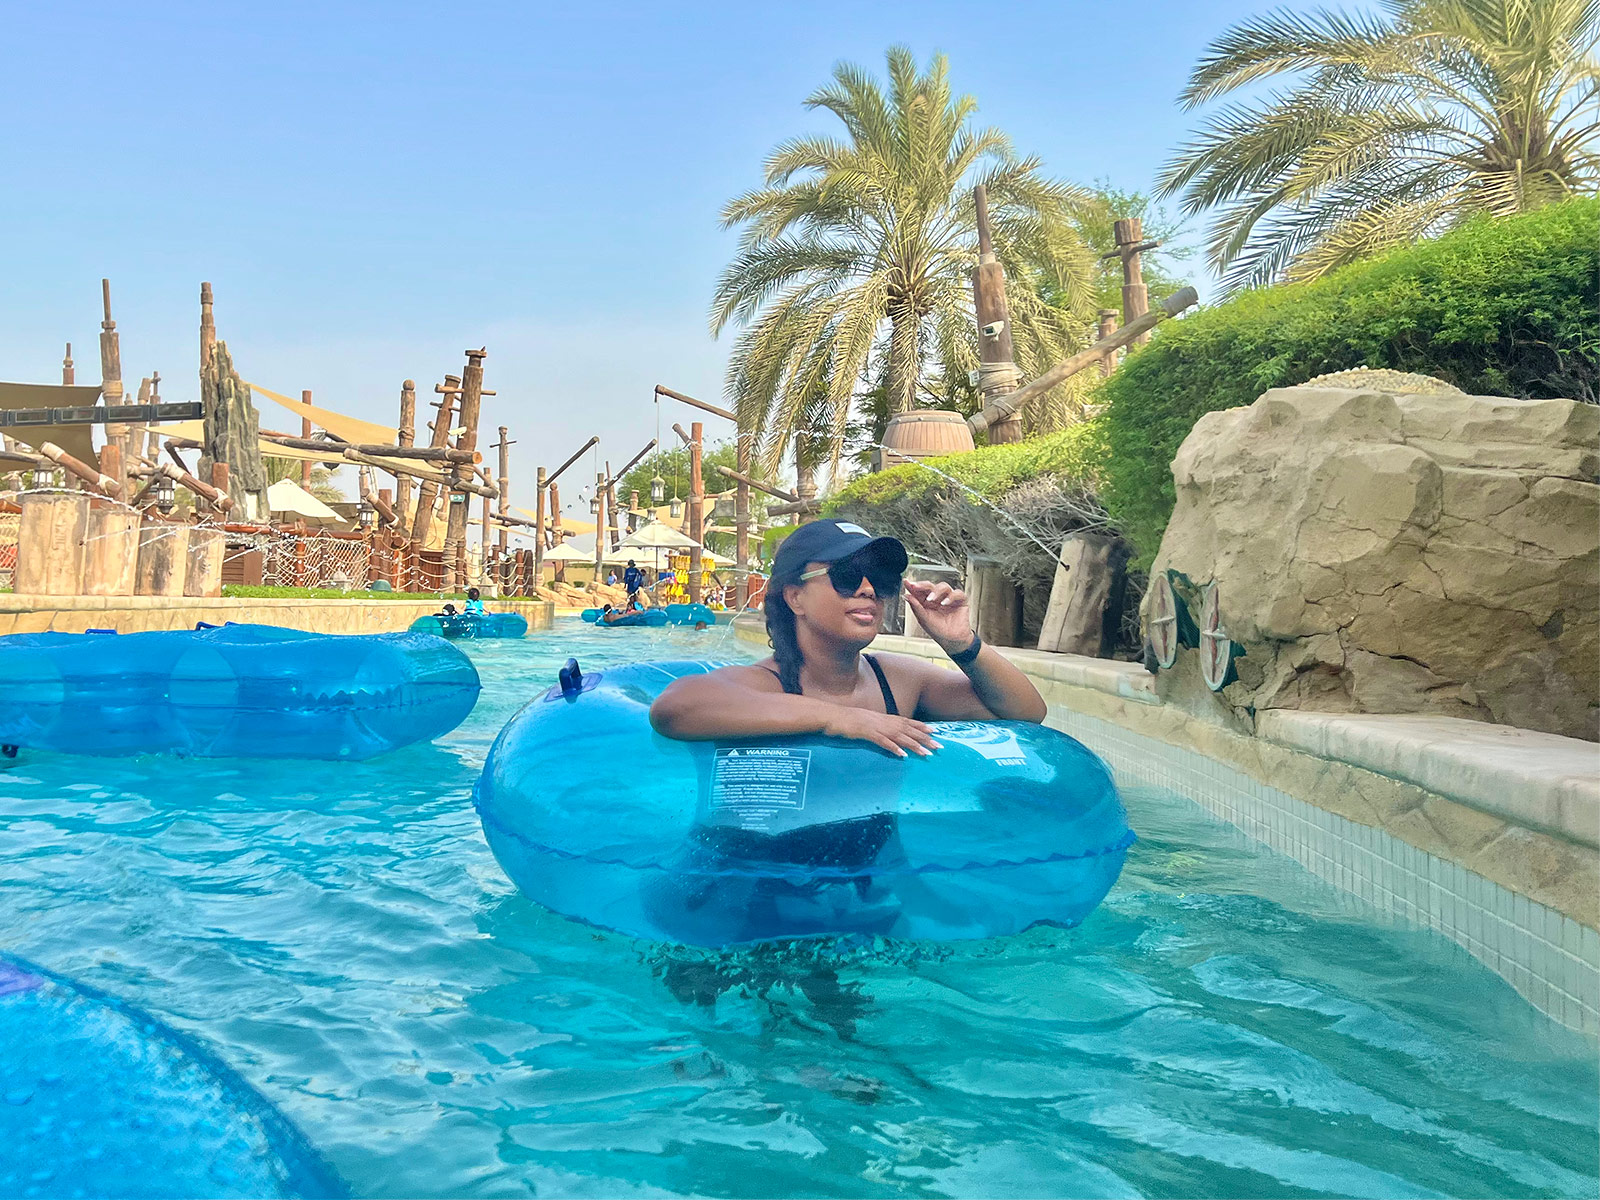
[{"xmin": 650, "ymin": 519, "xmax": 1045, "ymax": 755}]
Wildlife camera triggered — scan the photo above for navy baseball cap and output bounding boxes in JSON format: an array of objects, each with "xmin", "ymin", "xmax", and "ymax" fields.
[{"xmin": 772, "ymin": 519, "xmax": 908, "ymax": 581}]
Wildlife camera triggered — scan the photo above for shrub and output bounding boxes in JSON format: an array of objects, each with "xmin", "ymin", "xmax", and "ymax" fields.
[
  {"xmin": 1101, "ymin": 198, "xmax": 1599, "ymax": 566},
  {"xmin": 826, "ymin": 423, "xmax": 1116, "ymax": 642}
]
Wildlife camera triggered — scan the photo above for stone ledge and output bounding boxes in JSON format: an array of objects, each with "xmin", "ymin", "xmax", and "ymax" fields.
[
  {"xmin": 0, "ymin": 595, "xmax": 555, "ymax": 636},
  {"xmin": 1257, "ymin": 711, "xmax": 1600, "ymax": 851}
]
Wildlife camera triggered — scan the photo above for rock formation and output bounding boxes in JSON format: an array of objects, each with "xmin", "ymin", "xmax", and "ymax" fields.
[
  {"xmin": 199, "ymin": 340, "xmax": 268, "ymax": 521},
  {"xmin": 1145, "ymin": 385, "xmax": 1598, "ymax": 741}
]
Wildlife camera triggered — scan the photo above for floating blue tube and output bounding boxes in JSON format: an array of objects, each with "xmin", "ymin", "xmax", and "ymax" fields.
[
  {"xmin": 663, "ymin": 603, "xmax": 716, "ymax": 626},
  {"xmin": 580, "ymin": 608, "xmax": 669, "ymax": 628},
  {"xmin": 0, "ymin": 954, "xmax": 345, "ymax": 1199},
  {"xmin": 407, "ymin": 611, "xmax": 527, "ymax": 639},
  {"xmin": 0, "ymin": 624, "xmax": 480, "ymax": 759},
  {"xmin": 475, "ymin": 660, "xmax": 1133, "ymax": 946}
]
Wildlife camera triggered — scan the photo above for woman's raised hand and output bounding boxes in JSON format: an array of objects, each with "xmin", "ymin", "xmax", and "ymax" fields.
[
  {"xmin": 902, "ymin": 580, "xmax": 975, "ymax": 652},
  {"xmin": 822, "ymin": 707, "xmax": 942, "ymax": 758}
]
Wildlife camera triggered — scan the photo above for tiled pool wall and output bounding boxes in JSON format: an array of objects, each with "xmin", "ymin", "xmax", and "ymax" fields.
[{"xmin": 1053, "ymin": 706, "xmax": 1600, "ymax": 1036}]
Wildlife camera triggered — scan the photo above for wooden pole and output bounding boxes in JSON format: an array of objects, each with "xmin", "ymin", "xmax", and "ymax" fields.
[
  {"xmin": 62, "ymin": 343, "xmax": 74, "ymax": 385},
  {"xmin": 654, "ymin": 384, "xmax": 736, "ymax": 423},
  {"xmin": 396, "ymin": 379, "xmax": 416, "ymax": 528},
  {"xmin": 444, "ymin": 349, "xmax": 487, "ymax": 590},
  {"xmin": 1104, "ymin": 218, "xmax": 1159, "ymax": 348},
  {"xmin": 533, "ymin": 466, "xmax": 546, "ymax": 586},
  {"xmin": 735, "ymin": 432, "xmax": 750, "ymax": 610},
  {"xmin": 605, "ymin": 459, "xmax": 620, "ymax": 553},
  {"xmin": 200, "ymin": 282, "xmax": 216, "ymax": 372},
  {"xmin": 98, "ymin": 279, "xmax": 127, "ymax": 493},
  {"xmin": 715, "ymin": 463, "xmax": 796, "ymax": 503},
  {"xmin": 1097, "ymin": 309, "xmax": 1119, "ymax": 378},
  {"xmin": 971, "ymin": 186, "xmax": 1023, "ymax": 445},
  {"xmin": 593, "ymin": 469, "xmax": 606, "ymax": 582},
  {"xmin": 299, "ymin": 390, "xmax": 314, "ymax": 487},
  {"xmin": 495, "ymin": 425, "xmax": 511, "ymax": 587},
  {"xmin": 687, "ymin": 420, "xmax": 703, "ymax": 604},
  {"xmin": 547, "ymin": 436, "xmax": 601, "ymax": 488},
  {"xmin": 968, "ymin": 287, "xmax": 1198, "ymax": 435},
  {"xmin": 146, "ymin": 372, "xmax": 162, "ymax": 463},
  {"xmin": 408, "ymin": 374, "xmax": 457, "ymax": 544},
  {"xmin": 655, "ymin": 384, "xmax": 748, "ymax": 605}
]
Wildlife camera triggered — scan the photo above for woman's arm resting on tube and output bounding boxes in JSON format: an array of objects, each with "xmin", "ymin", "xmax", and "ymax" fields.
[
  {"xmin": 649, "ymin": 665, "xmax": 940, "ymax": 758},
  {"xmin": 901, "ymin": 581, "xmax": 1048, "ymax": 723}
]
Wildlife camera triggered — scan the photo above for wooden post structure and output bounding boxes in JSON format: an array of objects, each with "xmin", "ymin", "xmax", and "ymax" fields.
[
  {"xmin": 443, "ymin": 349, "xmax": 487, "ymax": 590},
  {"xmin": 16, "ymin": 493, "xmax": 89, "ymax": 595},
  {"xmin": 408, "ymin": 374, "xmax": 457, "ymax": 546},
  {"xmin": 299, "ymin": 390, "xmax": 314, "ymax": 487},
  {"xmin": 654, "ymin": 385, "xmax": 749, "ymax": 609},
  {"xmin": 605, "ymin": 460, "xmax": 620, "ymax": 554},
  {"xmin": 1097, "ymin": 309, "xmax": 1118, "ymax": 378},
  {"xmin": 593, "ymin": 470, "xmax": 607, "ymax": 582},
  {"xmin": 98, "ymin": 279, "xmax": 128, "ymax": 494},
  {"xmin": 493, "ymin": 425, "xmax": 512, "ymax": 588},
  {"xmin": 200, "ymin": 282, "xmax": 217, "ymax": 372},
  {"xmin": 967, "ymin": 287, "xmax": 1198, "ymax": 436},
  {"xmin": 62, "ymin": 343, "xmax": 74, "ymax": 385},
  {"xmin": 146, "ymin": 372, "xmax": 162, "ymax": 463},
  {"xmin": 396, "ymin": 379, "xmax": 417, "ymax": 529},
  {"xmin": 533, "ymin": 466, "xmax": 547, "ymax": 587},
  {"xmin": 972, "ymin": 186, "xmax": 1022, "ymax": 445},
  {"xmin": 687, "ymin": 420, "xmax": 703, "ymax": 603},
  {"xmin": 734, "ymin": 432, "xmax": 751, "ymax": 609},
  {"xmin": 1104, "ymin": 218, "xmax": 1160, "ymax": 348}
]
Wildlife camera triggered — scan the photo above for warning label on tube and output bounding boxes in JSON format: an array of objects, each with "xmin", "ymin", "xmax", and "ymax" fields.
[{"xmin": 710, "ymin": 747, "xmax": 810, "ymax": 823}]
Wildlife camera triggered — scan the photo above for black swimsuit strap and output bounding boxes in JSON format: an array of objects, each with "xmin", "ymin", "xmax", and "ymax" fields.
[
  {"xmin": 863, "ymin": 654, "xmax": 899, "ymax": 716},
  {"xmin": 762, "ymin": 655, "xmax": 899, "ymax": 716}
]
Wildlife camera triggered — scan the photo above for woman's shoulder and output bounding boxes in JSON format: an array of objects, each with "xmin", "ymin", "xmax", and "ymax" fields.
[{"xmin": 712, "ymin": 658, "xmax": 782, "ymax": 688}]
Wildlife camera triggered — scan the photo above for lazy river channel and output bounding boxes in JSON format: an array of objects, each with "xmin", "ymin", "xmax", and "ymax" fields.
[{"xmin": 1, "ymin": 619, "xmax": 1594, "ymax": 1198}]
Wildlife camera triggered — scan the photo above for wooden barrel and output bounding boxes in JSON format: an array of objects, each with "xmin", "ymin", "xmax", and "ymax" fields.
[{"xmin": 878, "ymin": 411, "xmax": 975, "ymax": 469}]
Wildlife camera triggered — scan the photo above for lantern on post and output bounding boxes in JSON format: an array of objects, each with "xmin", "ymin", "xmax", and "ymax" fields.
[
  {"xmin": 30, "ymin": 464, "xmax": 52, "ymax": 490},
  {"xmin": 588, "ymin": 491, "xmax": 601, "ymax": 516},
  {"xmin": 357, "ymin": 497, "xmax": 376, "ymax": 530},
  {"xmin": 669, "ymin": 495, "xmax": 683, "ymax": 520},
  {"xmin": 155, "ymin": 474, "xmax": 176, "ymax": 514},
  {"xmin": 649, "ymin": 474, "xmax": 666, "ymax": 506}
]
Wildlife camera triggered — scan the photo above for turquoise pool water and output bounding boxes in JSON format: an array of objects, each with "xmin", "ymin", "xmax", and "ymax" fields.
[{"xmin": 1, "ymin": 618, "xmax": 1594, "ymax": 1198}]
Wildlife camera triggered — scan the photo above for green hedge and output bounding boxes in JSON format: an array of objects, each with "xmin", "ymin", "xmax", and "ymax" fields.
[
  {"xmin": 827, "ymin": 421, "xmax": 1107, "ymax": 512},
  {"xmin": 1102, "ymin": 198, "xmax": 1599, "ymax": 566}
]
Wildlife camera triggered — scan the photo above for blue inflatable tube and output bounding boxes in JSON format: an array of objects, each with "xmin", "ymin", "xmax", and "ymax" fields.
[
  {"xmin": 407, "ymin": 611, "xmax": 527, "ymax": 639},
  {"xmin": 664, "ymin": 603, "xmax": 716, "ymax": 626},
  {"xmin": 0, "ymin": 624, "xmax": 480, "ymax": 759},
  {"xmin": 0, "ymin": 954, "xmax": 344, "ymax": 1198},
  {"xmin": 581, "ymin": 608, "xmax": 669, "ymax": 628},
  {"xmin": 475, "ymin": 660, "xmax": 1133, "ymax": 946}
]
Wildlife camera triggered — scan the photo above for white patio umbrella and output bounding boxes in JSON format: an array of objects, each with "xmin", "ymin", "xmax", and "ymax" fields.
[
  {"xmin": 618, "ymin": 520, "xmax": 700, "ymax": 552},
  {"xmin": 266, "ymin": 478, "xmax": 341, "ymax": 526}
]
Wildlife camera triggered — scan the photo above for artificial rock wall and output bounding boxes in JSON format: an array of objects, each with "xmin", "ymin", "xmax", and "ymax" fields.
[{"xmin": 1146, "ymin": 385, "xmax": 1598, "ymax": 741}]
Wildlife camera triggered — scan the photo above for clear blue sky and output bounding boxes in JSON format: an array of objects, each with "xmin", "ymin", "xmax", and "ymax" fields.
[{"xmin": 2, "ymin": 0, "xmax": 1298, "ymax": 518}]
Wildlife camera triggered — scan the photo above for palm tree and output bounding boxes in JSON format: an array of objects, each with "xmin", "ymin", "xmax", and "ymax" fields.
[
  {"xmin": 1159, "ymin": 0, "xmax": 1600, "ymax": 290},
  {"xmin": 712, "ymin": 47, "xmax": 1097, "ymax": 475}
]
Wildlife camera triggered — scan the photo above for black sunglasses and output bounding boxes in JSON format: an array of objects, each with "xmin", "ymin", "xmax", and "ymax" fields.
[{"xmin": 800, "ymin": 557, "xmax": 903, "ymax": 599}]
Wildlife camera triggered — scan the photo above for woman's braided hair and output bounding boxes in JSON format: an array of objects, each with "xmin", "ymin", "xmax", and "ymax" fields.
[{"xmin": 764, "ymin": 561, "xmax": 805, "ymax": 696}]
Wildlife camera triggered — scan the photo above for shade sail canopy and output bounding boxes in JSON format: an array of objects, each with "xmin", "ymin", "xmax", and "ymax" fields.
[
  {"xmin": 618, "ymin": 520, "xmax": 700, "ymax": 551},
  {"xmin": 154, "ymin": 417, "xmax": 346, "ymax": 466},
  {"xmin": 0, "ymin": 381, "xmax": 104, "ymax": 468},
  {"xmin": 248, "ymin": 382, "xmax": 398, "ymax": 446},
  {"xmin": 266, "ymin": 478, "xmax": 342, "ymax": 525},
  {"xmin": 511, "ymin": 507, "xmax": 596, "ymax": 536}
]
